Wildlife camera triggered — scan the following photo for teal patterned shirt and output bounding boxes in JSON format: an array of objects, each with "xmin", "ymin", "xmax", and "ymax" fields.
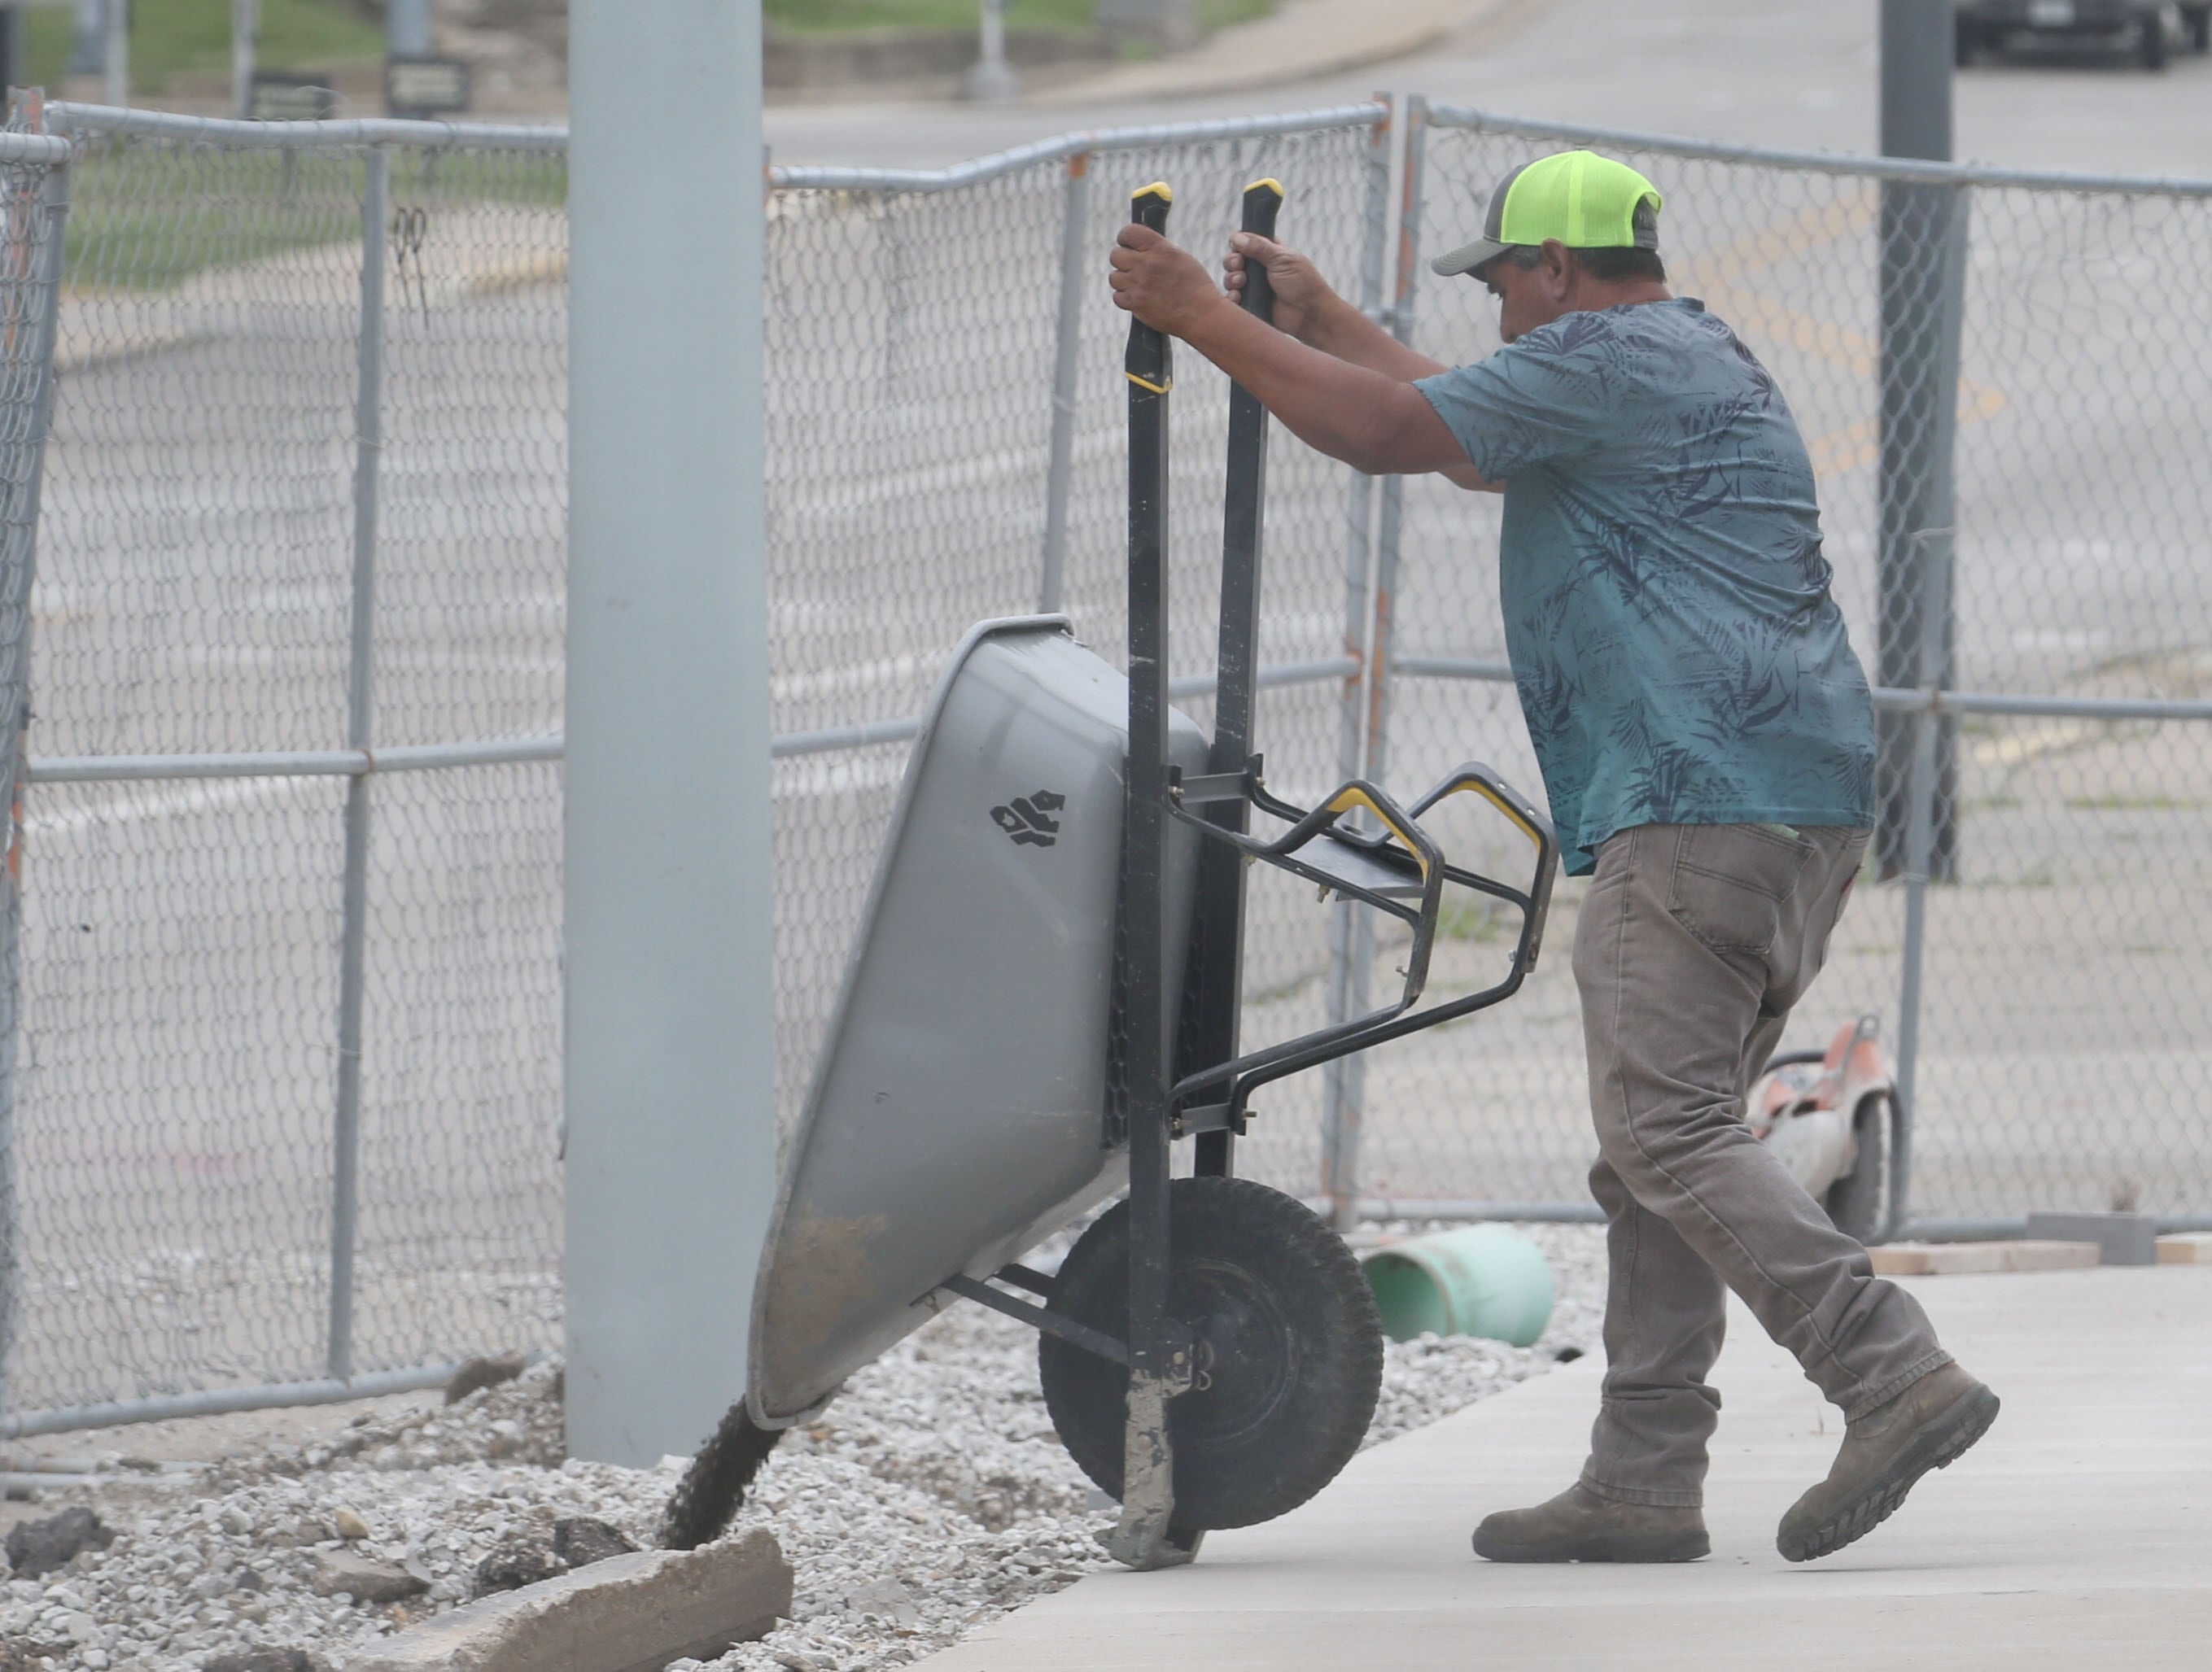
[{"xmin": 1415, "ymin": 298, "xmax": 1876, "ymax": 876}]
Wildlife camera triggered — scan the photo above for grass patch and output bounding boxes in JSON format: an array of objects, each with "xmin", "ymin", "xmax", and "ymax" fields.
[
  {"xmin": 767, "ymin": 0, "xmax": 1270, "ymax": 33},
  {"xmin": 24, "ymin": 0, "xmax": 385, "ymax": 98},
  {"xmin": 2063, "ymin": 793, "xmax": 2202, "ymax": 812},
  {"xmin": 64, "ymin": 146, "xmax": 566, "ymax": 291}
]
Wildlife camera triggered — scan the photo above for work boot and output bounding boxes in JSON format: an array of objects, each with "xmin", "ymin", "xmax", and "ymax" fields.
[
  {"xmin": 1472, "ymin": 1482, "xmax": 1709, "ymax": 1563},
  {"xmin": 1777, "ymin": 1362, "xmax": 2000, "ymax": 1562}
]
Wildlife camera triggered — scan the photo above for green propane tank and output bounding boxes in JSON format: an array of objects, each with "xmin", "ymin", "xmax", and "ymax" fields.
[{"xmin": 1360, "ymin": 1225, "xmax": 1554, "ymax": 1346}]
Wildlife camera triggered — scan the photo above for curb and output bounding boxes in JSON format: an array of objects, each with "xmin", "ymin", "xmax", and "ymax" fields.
[
  {"xmin": 1023, "ymin": 18, "xmax": 1455, "ymax": 108},
  {"xmin": 339, "ymin": 1529, "xmax": 791, "ymax": 1672},
  {"xmin": 1020, "ymin": 0, "xmax": 1532, "ymax": 108}
]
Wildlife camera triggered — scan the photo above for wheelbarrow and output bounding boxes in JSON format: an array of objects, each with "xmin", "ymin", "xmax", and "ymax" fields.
[{"xmin": 663, "ymin": 181, "xmax": 1559, "ymax": 1571}]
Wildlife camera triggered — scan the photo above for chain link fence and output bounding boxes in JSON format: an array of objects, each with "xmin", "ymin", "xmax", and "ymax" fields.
[
  {"xmin": 7, "ymin": 108, "xmax": 571, "ymax": 1423},
  {"xmin": 0, "ymin": 96, "xmax": 2206, "ymax": 1431}
]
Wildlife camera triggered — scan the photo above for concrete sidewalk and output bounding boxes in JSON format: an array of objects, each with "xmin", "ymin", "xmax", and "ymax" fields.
[{"xmin": 917, "ymin": 1264, "xmax": 2212, "ymax": 1670}]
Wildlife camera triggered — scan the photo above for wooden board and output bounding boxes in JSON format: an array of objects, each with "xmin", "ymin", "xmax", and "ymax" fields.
[
  {"xmin": 2157, "ymin": 1233, "xmax": 2212, "ymax": 1265},
  {"xmin": 1871, "ymin": 1240, "xmax": 2101, "ymax": 1276}
]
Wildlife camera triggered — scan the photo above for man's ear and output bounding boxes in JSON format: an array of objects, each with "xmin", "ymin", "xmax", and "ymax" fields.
[{"xmin": 1536, "ymin": 239, "xmax": 1575, "ymax": 299}]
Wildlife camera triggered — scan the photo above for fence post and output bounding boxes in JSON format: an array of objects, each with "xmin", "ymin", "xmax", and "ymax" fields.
[
  {"xmin": 1331, "ymin": 94, "xmax": 1428, "ymax": 1230},
  {"xmin": 1038, "ymin": 150, "xmax": 1090, "ymax": 614},
  {"xmin": 1368, "ymin": 92, "xmax": 1427, "ymax": 784},
  {"xmin": 1319, "ymin": 100, "xmax": 1397, "ymax": 1229},
  {"xmin": 329, "ymin": 145, "xmax": 391, "ymax": 1382},
  {"xmin": 1874, "ymin": 0, "xmax": 1965, "ymax": 882},
  {"xmin": 1888, "ymin": 528, "xmax": 1951, "ymax": 1238},
  {"xmin": 0, "ymin": 124, "xmax": 71, "ymax": 1419}
]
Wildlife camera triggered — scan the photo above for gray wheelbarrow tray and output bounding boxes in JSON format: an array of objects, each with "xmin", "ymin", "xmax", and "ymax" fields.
[{"xmin": 746, "ymin": 613, "xmax": 1210, "ymax": 1425}]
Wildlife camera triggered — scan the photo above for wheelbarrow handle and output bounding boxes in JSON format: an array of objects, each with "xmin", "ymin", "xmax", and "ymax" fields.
[
  {"xmin": 1125, "ymin": 182, "xmax": 1174, "ymax": 395},
  {"xmin": 1235, "ymin": 177, "xmax": 1284, "ymax": 325}
]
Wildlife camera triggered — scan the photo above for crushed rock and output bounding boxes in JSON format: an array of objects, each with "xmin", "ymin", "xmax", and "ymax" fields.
[{"xmin": 0, "ymin": 1224, "xmax": 1603, "ymax": 1672}]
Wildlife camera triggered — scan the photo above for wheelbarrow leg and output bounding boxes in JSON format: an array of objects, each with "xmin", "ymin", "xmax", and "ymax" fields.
[
  {"xmin": 1106, "ymin": 181, "xmax": 1203, "ymax": 1573},
  {"xmin": 1105, "ymin": 1102, "xmax": 1200, "ymax": 1569}
]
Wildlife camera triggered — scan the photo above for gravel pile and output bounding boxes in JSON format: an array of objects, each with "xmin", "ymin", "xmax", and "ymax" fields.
[{"xmin": 1, "ymin": 1222, "xmax": 1602, "ymax": 1672}]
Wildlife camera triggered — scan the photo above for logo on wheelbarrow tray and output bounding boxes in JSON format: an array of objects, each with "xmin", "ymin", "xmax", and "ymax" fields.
[{"xmin": 990, "ymin": 790, "xmax": 1064, "ymax": 848}]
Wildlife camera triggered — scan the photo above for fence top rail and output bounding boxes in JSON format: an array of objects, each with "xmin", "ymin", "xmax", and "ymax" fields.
[
  {"xmin": 43, "ymin": 102, "xmax": 571, "ymax": 153},
  {"xmin": 1421, "ymin": 99, "xmax": 2212, "ymax": 199},
  {"xmin": 0, "ymin": 130, "xmax": 72, "ymax": 164},
  {"xmin": 771, "ymin": 103, "xmax": 1387, "ymax": 194}
]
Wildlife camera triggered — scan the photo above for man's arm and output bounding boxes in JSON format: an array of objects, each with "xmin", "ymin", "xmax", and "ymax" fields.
[
  {"xmin": 1124, "ymin": 226, "xmax": 1502, "ymax": 491},
  {"xmin": 1230, "ymin": 232, "xmax": 1451, "ymax": 384},
  {"xmin": 1226, "ymin": 232, "xmax": 1451, "ymax": 385}
]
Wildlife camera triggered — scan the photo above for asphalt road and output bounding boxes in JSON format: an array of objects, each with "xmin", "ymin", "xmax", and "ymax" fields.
[{"xmin": 4, "ymin": 0, "xmax": 2208, "ymax": 1412}]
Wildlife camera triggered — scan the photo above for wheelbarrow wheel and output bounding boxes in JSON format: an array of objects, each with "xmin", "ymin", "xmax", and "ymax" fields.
[{"xmin": 1038, "ymin": 1175, "xmax": 1384, "ymax": 1530}]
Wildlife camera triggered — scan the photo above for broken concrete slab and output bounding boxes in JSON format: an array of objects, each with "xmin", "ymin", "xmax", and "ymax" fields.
[
  {"xmin": 2157, "ymin": 1233, "xmax": 2212, "ymax": 1264},
  {"xmin": 1871, "ymin": 1240, "xmax": 2101, "ymax": 1277},
  {"xmin": 341, "ymin": 1530, "xmax": 790, "ymax": 1672},
  {"xmin": 2024, "ymin": 1210, "xmax": 2158, "ymax": 1266}
]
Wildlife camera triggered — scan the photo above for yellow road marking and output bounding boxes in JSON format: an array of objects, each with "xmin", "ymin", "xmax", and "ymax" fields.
[
  {"xmin": 1676, "ymin": 187, "xmax": 2010, "ymax": 475},
  {"xmin": 1971, "ymin": 723, "xmax": 2098, "ymax": 768}
]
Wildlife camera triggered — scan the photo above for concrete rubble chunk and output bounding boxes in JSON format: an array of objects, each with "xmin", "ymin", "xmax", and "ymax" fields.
[
  {"xmin": 2158, "ymin": 1233, "xmax": 2212, "ymax": 1264},
  {"xmin": 554, "ymin": 1516, "xmax": 640, "ymax": 1569},
  {"xmin": 446, "ymin": 1352, "xmax": 531, "ymax": 1405},
  {"xmin": 1870, "ymin": 1239, "xmax": 2102, "ymax": 1277},
  {"xmin": 340, "ymin": 1529, "xmax": 791, "ymax": 1672},
  {"xmin": 313, "ymin": 1552, "xmax": 431, "ymax": 1604},
  {"xmin": 3, "ymin": 1505, "xmax": 116, "ymax": 1578},
  {"xmin": 474, "ymin": 1539, "xmax": 562, "ymax": 1596}
]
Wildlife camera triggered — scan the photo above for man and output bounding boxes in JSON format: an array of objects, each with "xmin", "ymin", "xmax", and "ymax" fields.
[{"xmin": 1108, "ymin": 149, "xmax": 1998, "ymax": 1564}]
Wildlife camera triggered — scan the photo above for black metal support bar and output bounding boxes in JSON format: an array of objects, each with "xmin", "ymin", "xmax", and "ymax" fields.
[
  {"xmin": 1172, "ymin": 769, "xmax": 1256, "ymax": 806},
  {"xmin": 938, "ymin": 1274, "xmax": 1130, "ymax": 1367},
  {"xmin": 993, "ymin": 1263, "xmax": 1056, "ymax": 1299}
]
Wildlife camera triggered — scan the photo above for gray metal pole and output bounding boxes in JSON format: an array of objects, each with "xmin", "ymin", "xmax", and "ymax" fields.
[
  {"xmin": 966, "ymin": 0, "xmax": 1016, "ymax": 102},
  {"xmin": 566, "ymin": 0, "xmax": 775, "ymax": 1467},
  {"xmin": 232, "ymin": 0, "xmax": 260, "ymax": 121},
  {"xmin": 0, "ymin": 142, "xmax": 72, "ymax": 1421},
  {"xmin": 1038, "ymin": 151, "xmax": 1090, "ymax": 614},
  {"xmin": 387, "ymin": 0, "xmax": 433, "ymax": 57},
  {"xmin": 1889, "ymin": 529, "xmax": 1950, "ymax": 1238},
  {"xmin": 1874, "ymin": 0, "xmax": 1963, "ymax": 882},
  {"xmin": 103, "ymin": 0, "xmax": 127, "ymax": 107},
  {"xmin": 1327, "ymin": 95, "xmax": 1427, "ymax": 1233},
  {"xmin": 1320, "ymin": 103, "xmax": 1394, "ymax": 1229},
  {"xmin": 69, "ymin": 0, "xmax": 103, "ymax": 76},
  {"xmin": 328, "ymin": 147, "xmax": 390, "ymax": 1383}
]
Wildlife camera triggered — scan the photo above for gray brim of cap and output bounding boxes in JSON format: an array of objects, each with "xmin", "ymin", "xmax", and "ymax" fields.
[{"xmin": 1431, "ymin": 237, "xmax": 1514, "ymax": 278}]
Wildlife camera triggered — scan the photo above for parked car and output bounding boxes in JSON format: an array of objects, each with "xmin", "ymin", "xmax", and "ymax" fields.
[{"xmin": 1955, "ymin": 0, "xmax": 2209, "ymax": 69}]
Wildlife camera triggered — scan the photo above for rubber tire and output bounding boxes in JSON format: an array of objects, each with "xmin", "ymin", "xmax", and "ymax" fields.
[
  {"xmin": 1038, "ymin": 1176, "xmax": 1384, "ymax": 1531},
  {"xmin": 1823, "ymin": 1094, "xmax": 1892, "ymax": 1245},
  {"xmin": 1953, "ymin": 20, "xmax": 1981, "ymax": 65},
  {"xmin": 2185, "ymin": 4, "xmax": 2210, "ymax": 50}
]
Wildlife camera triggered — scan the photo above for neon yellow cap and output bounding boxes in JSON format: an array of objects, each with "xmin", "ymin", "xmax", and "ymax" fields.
[{"xmin": 1431, "ymin": 150, "xmax": 1663, "ymax": 278}]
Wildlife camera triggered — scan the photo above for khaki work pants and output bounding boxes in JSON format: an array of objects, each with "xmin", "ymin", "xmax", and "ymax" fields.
[{"xmin": 1572, "ymin": 822, "xmax": 1950, "ymax": 1508}]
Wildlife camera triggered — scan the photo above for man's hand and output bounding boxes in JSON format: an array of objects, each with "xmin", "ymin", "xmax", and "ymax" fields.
[
  {"xmin": 1110, "ymin": 225, "xmax": 1234, "ymax": 339},
  {"xmin": 1222, "ymin": 232, "xmax": 1333, "ymax": 343}
]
